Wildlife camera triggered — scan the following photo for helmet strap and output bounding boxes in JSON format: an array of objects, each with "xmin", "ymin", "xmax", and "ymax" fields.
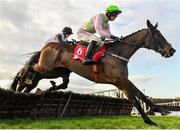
[{"xmin": 106, "ymin": 13, "xmax": 111, "ymax": 20}]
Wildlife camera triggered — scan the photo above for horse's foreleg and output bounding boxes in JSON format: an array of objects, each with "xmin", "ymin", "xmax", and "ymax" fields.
[
  {"xmin": 58, "ymin": 77, "xmax": 69, "ymax": 89},
  {"xmin": 126, "ymin": 79, "xmax": 170, "ymax": 115},
  {"xmin": 48, "ymin": 77, "xmax": 70, "ymax": 92},
  {"xmin": 132, "ymin": 95, "xmax": 157, "ymax": 126},
  {"xmin": 116, "ymin": 79, "xmax": 157, "ymax": 126}
]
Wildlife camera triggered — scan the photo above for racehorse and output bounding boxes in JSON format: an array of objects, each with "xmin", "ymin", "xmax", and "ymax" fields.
[{"xmin": 10, "ymin": 20, "xmax": 176, "ymax": 125}]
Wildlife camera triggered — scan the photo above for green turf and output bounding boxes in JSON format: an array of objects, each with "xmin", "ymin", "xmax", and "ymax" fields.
[{"xmin": 0, "ymin": 116, "xmax": 179, "ymax": 129}]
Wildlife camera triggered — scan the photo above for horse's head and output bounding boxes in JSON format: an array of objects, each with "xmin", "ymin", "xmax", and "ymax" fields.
[{"xmin": 145, "ymin": 20, "xmax": 176, "ymax": 58}]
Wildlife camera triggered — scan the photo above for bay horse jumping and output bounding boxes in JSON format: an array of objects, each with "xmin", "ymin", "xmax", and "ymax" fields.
[{"xmin": 10, "ymin": 20, "xmax": 175, "ymax": 125}]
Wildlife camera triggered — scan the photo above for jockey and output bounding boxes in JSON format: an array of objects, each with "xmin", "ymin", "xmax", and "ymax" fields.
[
  {"xmin": 25, "ymin": 27, "xmax": 73, "ymax": 85},
  {"xmin": 77, "ymin": 5, "xmax": 122, "ymax": 65},
  {"xmin": 56, "ymin": 27, "xmax": 73, "ymax": 42}
]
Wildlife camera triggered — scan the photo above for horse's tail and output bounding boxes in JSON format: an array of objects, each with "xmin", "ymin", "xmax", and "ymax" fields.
[
  {"xmin": 22, "ymin": 51, "xmax": 41, "ymax": 65},
  {"xmin": 29, "ymin": 51, "xmax": 41, "ymax": 64},
  {"xmin": 9, "ymin": 51, "xmax": 41, "ymax": 92}
]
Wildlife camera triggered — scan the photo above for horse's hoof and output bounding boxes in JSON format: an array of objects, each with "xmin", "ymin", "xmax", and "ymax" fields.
[
  {"xmin": 46, "ymin": 88, "xmax": 52, "ymax": 92},
  {"xmin": 35, "ymin": 88, "xmax": 44, "ymax": 95},
  {"xmin": 146, "ymin": 110, "xmax": 155, "ymax": 115},
  {"xmin": 154, "ymin": 106, "xmax": 171, "ymax": 115},
  {"xmin": 161, "ymin": 109, "xmax": 171, "ymax": 115},
  {"xmin": 145, "ymin": 119, "xmax": 157, "ymax": 126},
  {"xmin": 61, "ymin": 86, "xmax": 68, "ymax": 89}
]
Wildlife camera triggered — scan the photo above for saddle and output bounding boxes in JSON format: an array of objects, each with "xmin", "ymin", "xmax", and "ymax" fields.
[{"xmin": 73, "ymin": 44, "xmax": 106, "ymax": 62}]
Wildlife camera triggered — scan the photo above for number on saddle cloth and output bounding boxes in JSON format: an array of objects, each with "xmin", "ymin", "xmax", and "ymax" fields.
[{"xmin": 73, "ymin": 44, "xmax": 106, "ymax": 62}]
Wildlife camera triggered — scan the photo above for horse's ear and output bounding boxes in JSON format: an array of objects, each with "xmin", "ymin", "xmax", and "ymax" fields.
[
  {"xmin": 147, "ymin": 19, "xmax": 154, "ymax": 30},
  {"xmin": 154, "ymin": 22, "xmax": 158, "ymax": 29}
]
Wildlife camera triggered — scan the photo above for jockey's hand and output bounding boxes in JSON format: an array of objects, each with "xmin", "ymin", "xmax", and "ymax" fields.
[
  {"xmin": 100, "ymin": 37, "xmax": 105, "ymax": 41},
  {"xmin": 110, "ymin": 35, "xmax": 121, "ymax": 41}
]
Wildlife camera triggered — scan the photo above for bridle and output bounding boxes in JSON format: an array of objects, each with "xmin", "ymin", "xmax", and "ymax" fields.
[
  {"xmin": 104, "ymin": 26, "xmax": 174, "ymax": 61},
  {"xmin": 144, "ymin": 29, "xmax": 159, "ymax": 51},
  {"xmin": 144, "ymin": 29, "xmax": 172, "ymax": 57}
]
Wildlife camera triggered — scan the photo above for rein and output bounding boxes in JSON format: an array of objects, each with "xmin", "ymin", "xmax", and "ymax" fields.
[
  {"xmin": 105, "ymin": 51, "xmax": 130, "ymax": 62},
  {"xmin": 105, "ymin": 39, "xmax": 144, "ymax": 62},
  {"xmin": 105, "ymin": 39, "xmax": 138, "ymax": 46}
]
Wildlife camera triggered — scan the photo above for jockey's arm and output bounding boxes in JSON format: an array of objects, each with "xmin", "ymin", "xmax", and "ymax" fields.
[
  {"xmin": 56, "ymin": 34, "xmax": 63, "ymax": 42},
  {"xmin": 104, "ymin": 23, "xmax": 111, "ymax": 35},
  {"xmin": 94, "ymin": 14, "xmax": 111, "ymax": 39}
]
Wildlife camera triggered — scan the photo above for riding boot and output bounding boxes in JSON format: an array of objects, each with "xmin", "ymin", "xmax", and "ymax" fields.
[{"xmin": 82, "ymin": 40, "xmax": 97, "ymax": 65}]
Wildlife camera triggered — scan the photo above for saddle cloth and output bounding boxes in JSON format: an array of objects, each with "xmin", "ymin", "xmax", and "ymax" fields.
[{"xmin": 73, "ymin": 44, "xmax": 105, "ymax": 62}]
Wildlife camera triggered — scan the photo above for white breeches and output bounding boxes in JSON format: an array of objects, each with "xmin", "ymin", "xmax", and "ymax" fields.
[{"xmin": 77, "ymin": 28, "xmax": 102, "ymax": 45}]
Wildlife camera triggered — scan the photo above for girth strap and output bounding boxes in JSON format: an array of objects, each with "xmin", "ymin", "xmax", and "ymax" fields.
[{"xmin": 92, "ymin": 64, "xmax": 98, "ymax": 81}]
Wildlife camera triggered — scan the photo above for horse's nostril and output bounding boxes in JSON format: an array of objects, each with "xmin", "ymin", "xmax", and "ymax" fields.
[
  {"xmin": 173, "ymin": 49, "xmax": 176, "ymax": 53},
  {"xmin": 169, "ymin": 48, "xmax": 176, "ymax": 56}
]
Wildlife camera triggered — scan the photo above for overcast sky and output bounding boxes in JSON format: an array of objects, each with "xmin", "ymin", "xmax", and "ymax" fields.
[{"xmin": 0, "ymin": 0, "xmax": 179, "ymax": 98}]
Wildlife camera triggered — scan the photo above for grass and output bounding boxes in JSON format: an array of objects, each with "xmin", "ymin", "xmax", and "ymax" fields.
[{"xmin": 0, "ymin": 115, "xmax": 179, "ymax": 129}]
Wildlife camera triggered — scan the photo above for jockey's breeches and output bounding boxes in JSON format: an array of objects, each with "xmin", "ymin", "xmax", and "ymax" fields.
[{"xmin": 77, "ymin": 28, "xmax": 102, "ymax": 45}]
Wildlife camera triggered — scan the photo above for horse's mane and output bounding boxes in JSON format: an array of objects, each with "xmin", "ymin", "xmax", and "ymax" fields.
[
  {"xmin": 24, "ymin": 28, "xmax": 148, "ymax": 61},
  {"xmin": 120, "ymin": 28, "xmax": 147, "ymax": 40}
]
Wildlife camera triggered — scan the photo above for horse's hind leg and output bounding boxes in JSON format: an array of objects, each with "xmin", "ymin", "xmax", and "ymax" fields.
[
  {"xmin": 16, "ymin": 83, "xmax": 26, "ymax": 92},
  {"xmin": 17, "ymin": 73, "xmax": 40, "ymax": 93},
  {"xmin": 23, "ymin": 78, "xmax": 40, "ymax": 93},
  {"xmin": 10, "ymin": 67, "xmax": 28, "ymax": 92},
  {"xmin": 10, "ymin": 73, "xmax": 20, "ymax": 91}
]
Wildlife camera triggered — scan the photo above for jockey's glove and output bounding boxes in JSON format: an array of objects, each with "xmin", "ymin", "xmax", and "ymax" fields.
[
  {"xmin": 110, "ymin": 35, "xmax": 121, "ymax": 41},
  {"xmin": 100, "ymin": 37, "xmax": 105, "ymax": 41}
]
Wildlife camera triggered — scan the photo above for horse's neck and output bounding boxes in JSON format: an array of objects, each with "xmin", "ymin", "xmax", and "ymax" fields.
[{"xmin": 110, "ymin": 29, "xmax": 149, "ymax": 60}]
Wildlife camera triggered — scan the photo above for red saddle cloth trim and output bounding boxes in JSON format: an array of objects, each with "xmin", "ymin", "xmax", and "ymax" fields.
[{"xmin": 73, "ymin": 44, "xmax": 105, "ymax": 62}]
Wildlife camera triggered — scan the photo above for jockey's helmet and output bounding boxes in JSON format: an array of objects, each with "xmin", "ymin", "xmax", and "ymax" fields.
[
  {"xmin": 62, "ymin": 27, "xmax": 73, "ymax": 35},
  {"xmin": 106, "ymin": 5, "xmax": 122, "ymax": 17}
]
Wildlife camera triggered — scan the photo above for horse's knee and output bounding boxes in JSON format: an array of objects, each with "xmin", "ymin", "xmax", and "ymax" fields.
[{"xmin": 60, "ymin": 84, "xmax": 68, "ymax": 89}]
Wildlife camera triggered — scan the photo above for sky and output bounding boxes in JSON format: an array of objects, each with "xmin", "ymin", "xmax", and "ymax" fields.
[{"xmin": 0, "ymin": 0, "xmax": 180, "ymax": 98}]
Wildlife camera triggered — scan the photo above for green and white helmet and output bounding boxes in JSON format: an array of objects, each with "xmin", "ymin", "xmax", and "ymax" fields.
[{"xmin": 106, "ymin": 5, "xmax": 122, "ymax": 14}]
